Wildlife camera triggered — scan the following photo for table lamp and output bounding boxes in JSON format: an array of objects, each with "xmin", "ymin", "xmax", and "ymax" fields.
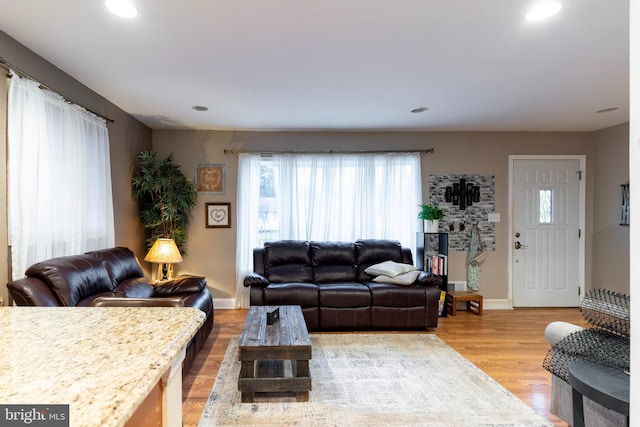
[{"xmin": 144, "ymin": 238, "xmax": 183, "ymax": 281}]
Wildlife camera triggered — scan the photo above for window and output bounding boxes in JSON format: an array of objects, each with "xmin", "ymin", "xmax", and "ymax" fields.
[
  {"xmin": 7, "ymin": 72, "xmax": 114, "ymax": 279},
  {"xmin": 257, "ymin": 153, "xmax": 421, "ymax": 245},
  {"xmin": 235, "ymin": 151, "xmax": 422, "ymax": 308},
  {"xmin": 539, "ymin": 189, "xmax": 553, "ymax": 224}
]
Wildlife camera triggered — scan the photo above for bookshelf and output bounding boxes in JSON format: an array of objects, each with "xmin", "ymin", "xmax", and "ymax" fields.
[{"xmin": 416, "ymin": 232, "xmax": 449, "ymax": 317}]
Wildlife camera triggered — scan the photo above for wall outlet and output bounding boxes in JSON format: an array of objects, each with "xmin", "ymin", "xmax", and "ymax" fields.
[
  {"xmin": 450, "ymin": 281, "xmax": 468, "ymax": 291},
  {"xmin": 488, "ymin": 213, "xmax": 501, "ymax": 222}
]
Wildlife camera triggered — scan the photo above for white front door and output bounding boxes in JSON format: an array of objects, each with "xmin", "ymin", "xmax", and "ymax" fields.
[{"xmin": 511, "ymin": 157, "xmax": 583, "ymax": 307}]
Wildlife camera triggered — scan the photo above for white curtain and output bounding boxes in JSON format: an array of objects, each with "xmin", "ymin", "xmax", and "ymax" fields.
[
  {"xmin": 235, "ymin": 151, "xmax": 421, "ymax": 308},
  {"xmin": 235, "ymin": 153, "xmax": 262, "ymax": 308},
  {"xmin": 275, "ymin": 153, "xmax": 421, "ymax": 246},
  {"xmin": 7, "ymin": 72, "xmax": 115, "ymax": 280}
]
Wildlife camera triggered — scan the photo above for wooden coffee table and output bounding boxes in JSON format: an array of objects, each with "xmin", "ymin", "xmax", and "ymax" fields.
[{"xmin": 238, "ymin": 305, "xmax": 312, "ymax": 402}]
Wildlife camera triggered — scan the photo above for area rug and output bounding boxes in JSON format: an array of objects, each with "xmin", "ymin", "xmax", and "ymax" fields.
[{"xmin": 198, "ymin": 334, "xmax": 552, "ymax": 426}]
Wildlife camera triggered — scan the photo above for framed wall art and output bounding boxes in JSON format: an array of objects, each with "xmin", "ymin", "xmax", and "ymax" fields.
[
  {"xmin": 206, "ymin": 202, "xmax": 231, "ymax": 228},
  {"xmin": 196, "ymin": 164, "xmax": 225, "ymax": 195},
  {"xmin": 620, "ymin": 184, "xmax": 629, "ymax": 226}
]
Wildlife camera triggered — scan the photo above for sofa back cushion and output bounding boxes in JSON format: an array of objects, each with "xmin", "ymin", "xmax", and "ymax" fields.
[
  {"xmin": 311, "ymin": 241, "xmax": 357, "ymax": 283},
  {"xmin": 263, "ymin": 240, "xmax": 313, "ymax": 283},
  {"xmin": 85, "ymin": 247, "xmax": 145, "ymax": 288},
  {"xmin": 355, "ymin": 239, "xmax": 405, "ymax": 281},
  {"xmin": 26, "ymin": 255, "xmax": 114, "ymax": 306}
]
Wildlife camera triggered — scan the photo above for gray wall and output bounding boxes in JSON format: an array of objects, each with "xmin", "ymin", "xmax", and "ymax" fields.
[
  {"xmin": 153, "ymin": 128, "xmax": 630, "ymax": 303},
  {"xmin": 0, "ymin": 30, "xmax": 152, "ymax": 304},
  {"xmin": 592, "ymin": 123, "xmax": 630, "ymax": 293},
  {"xmin": 0, "ymin": 28, "xmax": 629, "ymax": 306}
]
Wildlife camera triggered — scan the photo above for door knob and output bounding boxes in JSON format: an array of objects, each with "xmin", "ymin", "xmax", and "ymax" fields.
[{"xmin": 514, "ymin": 241, "xmax": 528, "ymax": 249}]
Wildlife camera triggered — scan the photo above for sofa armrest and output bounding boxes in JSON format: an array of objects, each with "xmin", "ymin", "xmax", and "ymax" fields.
[
  {"xmin": 244, "ymin": 272, "xmax": 270, "ymax": 288},
  {"xmin": 7, "ymin": 277, "xmax": 62, "ymax": 306},
  {"xmin": 153, "ymin": 275, "xmax": 206, "ymax": 296},
  {"xmin": 415, "ymin": 271, "xmax": 442, "ymax": 288},
  {"xmin": 544, "ymin": 321, "xmax": 584, "ymax": 346},
  {"xmin": 90, "ymin": 296, "xmax": 183, "ymax": 307}
]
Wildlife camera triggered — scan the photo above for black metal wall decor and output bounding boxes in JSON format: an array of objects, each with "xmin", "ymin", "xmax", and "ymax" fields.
[
  {"xmin": 445, "ymin": 178, "xmax": 480, "ymax": 210},
  {"xmin": 429, "ymin": 174, "xmax": 495, "ymax": 251}
]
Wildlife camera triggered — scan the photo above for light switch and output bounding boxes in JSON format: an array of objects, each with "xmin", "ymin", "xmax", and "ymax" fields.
[{"xmin": 488, "ymin": 213, "xmax": 501, "ymax": 222}]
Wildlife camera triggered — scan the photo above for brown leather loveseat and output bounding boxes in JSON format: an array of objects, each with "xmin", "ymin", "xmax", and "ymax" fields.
[
  {"xmin": 6, "ymin": 246, "xmax": 214, "ymax": 375},
  {"xmin": 244, "ymin": 239, "xmax": 441, "ymax": 330}
]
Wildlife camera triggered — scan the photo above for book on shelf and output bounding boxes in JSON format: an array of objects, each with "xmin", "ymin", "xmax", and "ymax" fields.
[{"xmin": 424, "ymin": 254, "xmax": 448, "ymax": 275}]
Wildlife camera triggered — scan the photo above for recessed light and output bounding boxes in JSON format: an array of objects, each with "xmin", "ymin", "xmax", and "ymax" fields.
[
  {"xmin": 105, "ymin": 0, "xmax": 138, "ymax": 19},
  {"xmin": 595, "ymin": 107, "xmax": 619, "ymax": 113},
  {"xmin": 192, "ymin": 106, "xmax": 209, "ymax": 112},
  {"xmin": 411, "ymin": 107, "xmax": 428, "ymax": 113},
  {"xmin": 525, "ymin": 1, "xmax": 562, "ymax": 22}
]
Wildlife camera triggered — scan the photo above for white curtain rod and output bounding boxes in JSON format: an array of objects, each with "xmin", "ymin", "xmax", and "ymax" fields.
[
  {"xmin": 0, "ymin": 56, "xmax": 115, "ymax": 123},
  {"xmin": 224, "ymin": 148, "xmax": 435, "ymax": 156}
]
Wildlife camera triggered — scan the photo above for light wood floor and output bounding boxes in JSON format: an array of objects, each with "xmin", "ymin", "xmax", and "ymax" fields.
[{"xmin": 182, "ymin": 307, "xmax": 588, "ymax": 426}]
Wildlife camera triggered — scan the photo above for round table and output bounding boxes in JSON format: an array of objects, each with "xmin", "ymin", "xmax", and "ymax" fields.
[{"xmin": 568, "ymin": 359, "xmax": 629, "ymax": 427}]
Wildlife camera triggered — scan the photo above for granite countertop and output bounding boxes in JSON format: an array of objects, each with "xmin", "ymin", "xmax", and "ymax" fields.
[{"xmin": 0, "ymin": 306, "xmax": 205, "ymax": 427}]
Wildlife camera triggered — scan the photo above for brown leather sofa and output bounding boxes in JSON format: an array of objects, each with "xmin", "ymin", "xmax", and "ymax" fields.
[
  {"xmin": 244, "ymin": 239, "xmax": 442, "ymax": 330},
  {"xmin": 6, "ymin": 246, "xmax": 214, "ymax": 375}
]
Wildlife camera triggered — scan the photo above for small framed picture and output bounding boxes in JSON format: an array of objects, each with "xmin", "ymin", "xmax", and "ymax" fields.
[
  {"xmin": 206, "ymin": 202, "xmax": 231, "ymax": 228},
  {"xmin": 196, "ymin": 164, "xmax": 225, "ymax": 195}
]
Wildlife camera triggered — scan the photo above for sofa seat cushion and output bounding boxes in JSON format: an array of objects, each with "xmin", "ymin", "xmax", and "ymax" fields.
[
  {"xmin": 319, "ymin": 283, "xmax": 371, "ymax": 307},
  {"xmin": 263, "ymin": 282, "xmax": 319, "ymax": 307},
  {"xmin": 368, "ymin": 282, "xmax": 426, "ymax": 307},
  {"xmin": 25, "ymin": 255, "xmax": 114, "ymax": 306},
  {"xmin": 113, "ymin": 277, "xmax": 155, "ymax": 298}
]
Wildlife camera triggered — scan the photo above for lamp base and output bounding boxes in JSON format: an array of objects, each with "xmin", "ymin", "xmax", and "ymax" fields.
[{"xmin": 156, "ymin": 263, "xmax": 175, "ymax": 281}]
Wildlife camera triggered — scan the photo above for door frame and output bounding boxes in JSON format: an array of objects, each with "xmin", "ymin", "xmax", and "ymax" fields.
[{"xmin": 508, "ymin": 155, "xmax": 586, "ymax": 308}]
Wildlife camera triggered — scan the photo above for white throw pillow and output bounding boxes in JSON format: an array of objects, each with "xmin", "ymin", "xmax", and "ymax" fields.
[
  {"xmin": 364, "ymin": 260, "xmax": 416, "ymax": 278},
  {"xmin": 373, "ymin": 270, "xmax": 421, "ymax": 286}
]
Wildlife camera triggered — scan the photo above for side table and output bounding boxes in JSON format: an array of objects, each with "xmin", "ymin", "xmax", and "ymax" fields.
[
  {"xmin": 568, "ymin": 359, "xmax": 629, "ymax": 427},
  {"xmin": 446, "ymin": 291, "xmax": 483, "ymax": 315}
]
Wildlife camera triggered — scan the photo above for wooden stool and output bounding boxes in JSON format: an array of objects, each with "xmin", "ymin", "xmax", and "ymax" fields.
[{"xmin": 446, "ymin": 291, "xmax": 483, "ymax": 316}]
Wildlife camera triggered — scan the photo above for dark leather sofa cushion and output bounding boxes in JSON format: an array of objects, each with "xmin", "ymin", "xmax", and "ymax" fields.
[
  {"xmin": 153, "ymin": 275, "xmax": 207, "ymax": 295},
  {"xmin": 355, "ymin": 239, "xmax": 405, "ymax": 281},
  {"xmin": 263, "ymin": 282, "xmax": 319, "ymax": 307},
  {"xmin": 311, "ymin": 241, "xmax": 357, "ymax": 283},
  {"xmin": 113, "ymin": 277, "xmax": 155, "ymax": 298},
  {"xmin": 85, "ymin": 247, "xmax": 145, "ymax": 287},
  {"xmin": 25, "ymin": 255, "xmax": 113, "ymax": 306},
  {"xmin": 264, "ymin": 240, "xmax": 313, "ymax": 283},
  {"xmin": 368, "ymin": 282, "xmax": 426, "ymax": 307},
  {"xmin": 319, "ymin": 283, "xmax": 371, "ymax": 307}
]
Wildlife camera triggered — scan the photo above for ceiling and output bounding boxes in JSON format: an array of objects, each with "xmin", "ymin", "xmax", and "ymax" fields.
[{"xmin": 0, "ymin": 0, "xmax": 630, "ymax": 132}]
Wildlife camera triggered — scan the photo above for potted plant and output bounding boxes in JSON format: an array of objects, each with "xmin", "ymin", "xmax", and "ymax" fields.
[
  {"xmin": 418, "ymin": 203, "xmax": 445, "ymax": 232},
  {"xmin": 131, "ymin": 150, "xmax": 198, "ymax": 253}
]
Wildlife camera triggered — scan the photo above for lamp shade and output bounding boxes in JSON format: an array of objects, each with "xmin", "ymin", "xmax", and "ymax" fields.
[{"xmin": 144, "ymin": 238, "xmax": 183, "ymax": 264}]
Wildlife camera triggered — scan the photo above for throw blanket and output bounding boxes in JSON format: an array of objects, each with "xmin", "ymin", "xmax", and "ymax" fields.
[{"xmin": 466, "ymin": 224, "xmax": 485, "ymax": 291}]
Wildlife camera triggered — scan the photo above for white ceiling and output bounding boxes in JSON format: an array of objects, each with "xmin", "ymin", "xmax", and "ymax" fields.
[{"xmin": 0, "ymin": 0, "xmax": 630, "ymax": 132}]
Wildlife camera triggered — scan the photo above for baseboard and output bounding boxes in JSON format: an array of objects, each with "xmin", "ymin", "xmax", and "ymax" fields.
[
  {"xmin": 484, "ymin": 299, "xmax": 512, "ymax": 310},
  {"xmin": 212, "ymin": 298, "xmax": 236, "ymax": 309},
  {"xmin": 212, "ymin": 298, "xmax": 513, "ymax": 311}
]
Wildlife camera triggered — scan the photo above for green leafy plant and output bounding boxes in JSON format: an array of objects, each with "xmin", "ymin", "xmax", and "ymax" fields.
[
  {"xmin": 418, "ymin": 203, "xmax": 445, "ymax": 221},
  {"xmin": 131, "ymin": 150, "xmax": 198, "ymax": 253}
]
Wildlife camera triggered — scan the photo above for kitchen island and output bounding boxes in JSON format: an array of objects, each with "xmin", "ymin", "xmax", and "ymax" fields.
[{"xmin": 0, "ymin": 306, "xmax": 205, "ymax": 427}]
